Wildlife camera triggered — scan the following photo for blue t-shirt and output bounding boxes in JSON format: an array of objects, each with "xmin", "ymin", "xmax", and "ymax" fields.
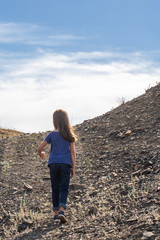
[{"xmin": 45, "ymin": 131, "xmax": 72, "ymax": 166}]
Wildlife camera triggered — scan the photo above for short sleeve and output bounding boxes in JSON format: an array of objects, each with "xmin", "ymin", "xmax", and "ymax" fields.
[{"xmin": 45, "ymin": 132, "xmax": 52, "ymax": 144}]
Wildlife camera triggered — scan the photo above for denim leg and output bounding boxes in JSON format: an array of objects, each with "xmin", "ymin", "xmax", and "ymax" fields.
[
  {"xmin": 49, "ymin": 164, "xmax": 60, "ymax": 211},
  {"xmin": 59, "ymin": 164, "xmax": 71, "ymax": 209}
]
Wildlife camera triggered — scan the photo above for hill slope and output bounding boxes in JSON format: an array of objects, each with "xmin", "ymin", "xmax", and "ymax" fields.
[
  {"xmin": 0, "ymin": 83, "xmax": 160, "ymax": 240},
  {"xmin": 0, "ymin": 129, "xmax": 23, "ymax": 138}
]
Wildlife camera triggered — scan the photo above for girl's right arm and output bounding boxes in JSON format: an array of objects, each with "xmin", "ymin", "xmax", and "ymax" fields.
[
  {"xmin": 38, "ymin": 140, "xmax": 48, "ymax": 159},
  {"xmin": 70, "ymin": 142, "xmax": 76, "ymax": 178}
]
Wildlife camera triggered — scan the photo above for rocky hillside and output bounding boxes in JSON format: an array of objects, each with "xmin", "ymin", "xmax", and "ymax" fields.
[{"xmin": 0, "ymin": 83, "xmax": 160, "ymax": 240}]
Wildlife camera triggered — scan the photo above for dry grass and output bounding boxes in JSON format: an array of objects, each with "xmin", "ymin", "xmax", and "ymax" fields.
[
  {"xmin": 0, "ymin": 194, "xmax": 44, "ymax": 239},
  {"xmin": 0, "ymin": 128, "xmax": 23, "ymax": 138}
]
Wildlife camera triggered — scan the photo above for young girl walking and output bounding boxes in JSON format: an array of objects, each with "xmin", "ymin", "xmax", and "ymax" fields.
[{"xmin": 38, "ymin": 109, "xmax": 76, "ymax": 223}]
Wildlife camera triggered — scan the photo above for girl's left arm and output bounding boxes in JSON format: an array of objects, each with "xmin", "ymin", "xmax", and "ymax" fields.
[
  {"xmin": 70, "ymin": 142, "xmax": 76, "ymax": 178},
  {"xmin": 38, "ymin": 140, "xmax": 48, "ymax": 159}
]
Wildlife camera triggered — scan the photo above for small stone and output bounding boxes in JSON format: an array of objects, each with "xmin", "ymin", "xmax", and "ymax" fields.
[
  {"xmin": 18, "ymin": 221, "xmax": 33, "ymax": 232},
  {"xmin": 132, "ymin": 169, "xmax": 141, "ymax": 176},
  {"xmin": 125, "ymin": 217, "xmax": 138, "ymax": 223},
  {"xmin": 23, "ymin": 183, "xmax": 33, "ymax": 191},
  {"xmin": 142, "ymin": 168, "xmax": 152, "ymax": 175},
  {"xmin": 125, "ymin": 130, "xmax": 132, "ymax": 136},
  {"xmin": 135, "ymin": 164, "xmax": 140, "ymax": 171},
  {"xmin": 69, "ymin": 183, "xmax": 85, "ymax": 191},
  {"xmin": 142, "ymin": 231, "xmax": 154, "ymax": 239},
  {"xmin": 112, "ymin": 172, "xmax": 118, "ymax": 177},
  {"xmin": 86, "ymin": 206, "xmax": 97, "ymax": 216},
  {"xmin": 117, "ymin": 132, "xmax": 125, "ymax": 138}
]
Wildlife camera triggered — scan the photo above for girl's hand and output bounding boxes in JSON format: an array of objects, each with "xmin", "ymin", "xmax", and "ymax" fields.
[
  {"xmin": 38, "ymin": 141, "xmax": 48, "ymax": 159},
  {"xmin": 40, "ymin": 151, "xmax": 46, "ymax": 159},
  {"xmin": 70, "ymin": 168, "xmax": 75, "ymax": 178}
]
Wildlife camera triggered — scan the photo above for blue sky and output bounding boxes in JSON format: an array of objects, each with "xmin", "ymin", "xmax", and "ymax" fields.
[
  {"xmin": 1, "ymin": 0, "xmax": 160, "ymax": 52},
  {"xmin": 0, "ymin": 0, "xmax": 159, "ymax": 132}
]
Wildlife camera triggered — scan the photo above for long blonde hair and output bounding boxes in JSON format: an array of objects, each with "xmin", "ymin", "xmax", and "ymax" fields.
[{"xmin": 53, "ymin": 109, "xmax": 77, "ymax": 142}]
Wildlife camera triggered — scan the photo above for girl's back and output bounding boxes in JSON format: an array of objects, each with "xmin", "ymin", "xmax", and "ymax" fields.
[{"xmin": 45, "ymin": 131, "xmax": 72, "ymax": 166}]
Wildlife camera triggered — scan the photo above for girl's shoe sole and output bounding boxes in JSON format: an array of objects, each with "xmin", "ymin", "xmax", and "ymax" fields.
[
  {"xmin": 58, "ymin": 214, "xmax": 67, "ymax": 223},
  {"xmin": 54, "ymin": 219, "xmax": 60, "ymax": 223}
]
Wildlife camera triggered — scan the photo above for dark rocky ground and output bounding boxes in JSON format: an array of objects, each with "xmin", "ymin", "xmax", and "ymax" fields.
[{"xmin": 0, "ymin": 83, "xmax": 160, "ymax": 240}]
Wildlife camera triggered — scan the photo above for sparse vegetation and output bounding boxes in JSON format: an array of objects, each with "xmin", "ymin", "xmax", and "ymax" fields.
[{"xmin": 116, "ymin": 96, "xmax": 126, "ymax": 105}]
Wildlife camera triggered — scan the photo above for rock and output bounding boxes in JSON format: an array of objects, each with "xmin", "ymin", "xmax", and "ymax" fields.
[
  {"xmin": 135, "ymin": 164, "xmax": 141, "ymax": 170},
  {"xmin": 0, "ymin": 215, "xmax": 10, "ymax": 226},
  {"xmin": 142, "ymin": 231, "xmax": 154, "ymax": 239},
  {"xmin": 80, "ymin": 137, "xmax": 85, "ymax": 142},
  {"xmin": 125, "ymin": 217, "xmax": 138, "ymax": 223},
  {"xmin": 23, "ymin": 182, "xmax": 33, "ymax": 192},
  {"xmin": 125, "ymin": 130, "xmax": 132, "ymax": 136},
  {"xmin": 89, "ymin": 191, "xmax": 98, "ymax": 197},
  {"xmin": 43, "ymin": 177, "xmax": 50, "ymax": 181},
  {"xmin": 69, "ymin": 183, "xmax": 85, "ymax": 191},
  {"xmin": 85, "ymin": 206, "xmax": 97, "ymax": 216},
  {"xmin": 132, "ymin": 169, "xmax": 141, "ymax": 176},
  {"xmin": 134, "ymin": 127, "xmax": 146, "ymax": 132},
  {"xmin": 142, "ymin": 168, "xmax": 152, "ymax": 175},
  {"xmin": 17, "ymin": 221, "xmax": 33, "ymax": 232},
  {"xmin": 112, "ymin": 172, "xmax": 118, "ymax": 177},
  {"xmin": 117, "ymin": 132, "xmax": 125, "ymax": 138}
]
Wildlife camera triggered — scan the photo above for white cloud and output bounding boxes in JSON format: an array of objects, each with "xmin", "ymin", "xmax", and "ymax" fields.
[
  {"xmin": 48, "ymin": 34, "xmax": 84, "ymax": 40},
  {"xmin": 0, "ymin": 22, "xmax": 84, "ymax": 46},
  {"xmin": 0, "ymin": 49, "xmax": 159, "ymax": 133},
  {"xmin": 0, "ymin": 22, "xmax": 159, "ymax": 132}
]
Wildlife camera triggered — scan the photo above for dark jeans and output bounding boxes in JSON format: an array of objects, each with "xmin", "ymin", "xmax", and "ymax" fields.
[{"xmin": 49, "ymin": 163, "xmax": 71, "ymax": 211}]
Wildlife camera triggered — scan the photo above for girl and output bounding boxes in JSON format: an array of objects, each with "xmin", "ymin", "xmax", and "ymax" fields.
[{"xmin": 38, "ymin": 109, "xmax": 76, "ymax": 223}]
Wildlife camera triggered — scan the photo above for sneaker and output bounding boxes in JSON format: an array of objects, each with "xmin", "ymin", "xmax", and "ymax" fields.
[
  {"xmin": 58, "ymin": 211, "xmax": 67, "ymax": 223},
  {"xmin": 54, "ymin": 215, "xmax": 59, "ymax": 223}
]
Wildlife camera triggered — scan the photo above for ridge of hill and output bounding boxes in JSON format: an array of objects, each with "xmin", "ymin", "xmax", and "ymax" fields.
[
  {"xmin": 0, "ymin": 83, "xmax": 160, "ymax": 240},
  {"xmin": 0, "ymin": 129, "xmax": 23, "ymax": 138}
]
